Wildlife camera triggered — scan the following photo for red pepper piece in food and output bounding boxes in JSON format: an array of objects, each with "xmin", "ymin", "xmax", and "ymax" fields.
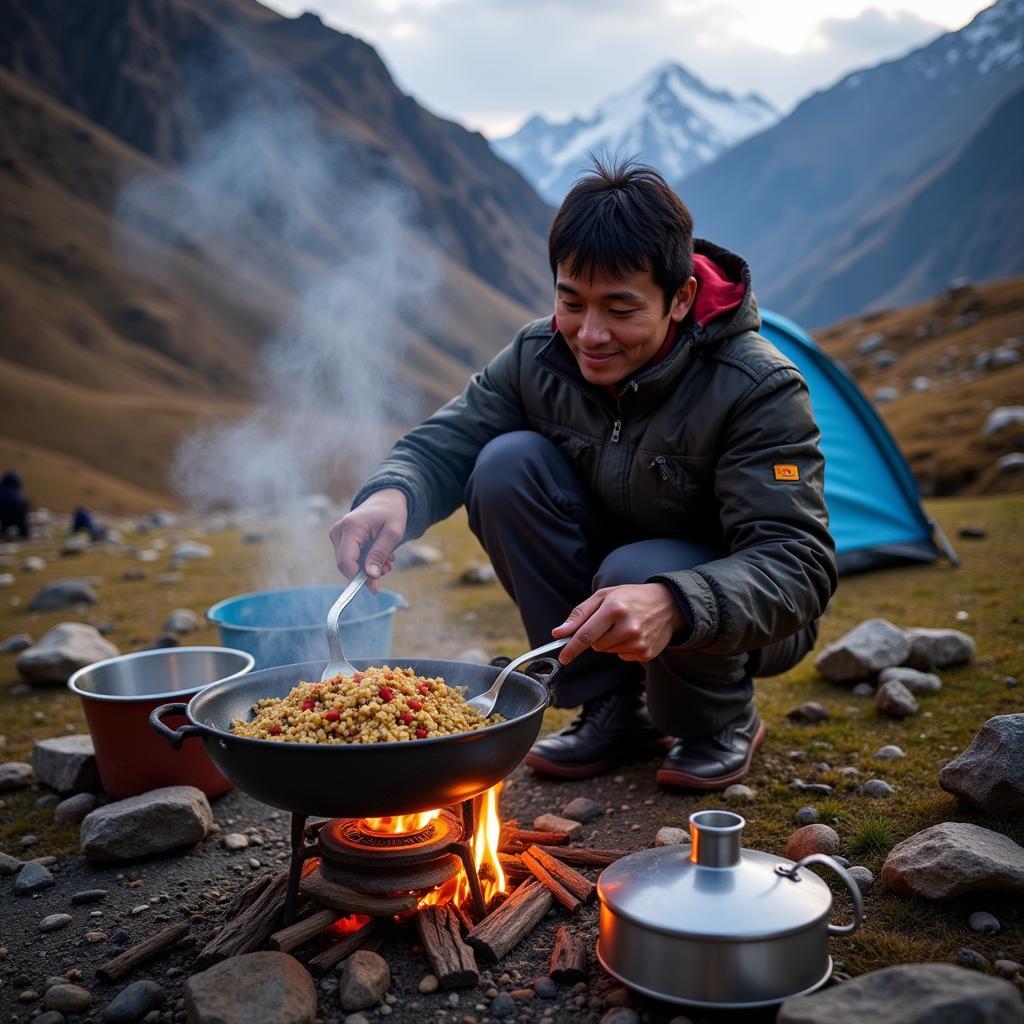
[
  {"xmin": 384, "ymin": 673, "xmax": 394, "ymax": 681},
  {"xmin": 417, "ymin": 683, "xmax": 430, "ymax": 694},
  {"xmin": 300, "ymin": 700, "xmax": 315, "ymax": 711},
  {"xmin": 401, "ymin": 712, "xmax": 414, "ymax": 725},
  {"xmin": 270, "ymin": 724, "xmax": 282, "ymax": 736},
  {"xmin": 379, "ymin": 686, "xmax": 394, "ymax": 703},
  {"xmin": 416, "ymin": 728, "xmax": 427, "ymax": 739},
  {"xmin": 407, "ymin": 699, "xmax": 423, "ymax": 711},
  {"xmin": 352, "ymin": 673, "xmax": 363, "ymax": 683},
  {"xmin": 324, "ymin": 709, "xmax": 341, "ymax": 722}
]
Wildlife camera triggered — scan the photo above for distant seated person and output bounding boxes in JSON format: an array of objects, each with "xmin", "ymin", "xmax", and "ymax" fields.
[
  {"xmin": 70, "ymin": 505, "xmax": 103, "ymax": 542},
  {"xmin": 0, "ymin": 471, "xmax": 30, "ymax": 540}
]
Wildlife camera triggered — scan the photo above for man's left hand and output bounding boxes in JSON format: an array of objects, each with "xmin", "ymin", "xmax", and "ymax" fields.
[{"xmin": 552, "ymin": 583, "xmax": 685, "ymax": 664}]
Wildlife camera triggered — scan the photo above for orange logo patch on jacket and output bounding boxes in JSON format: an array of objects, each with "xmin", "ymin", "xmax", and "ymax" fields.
[{"xmin": 773, "ymin": 464, "xmax": 800, "ymax": 481}]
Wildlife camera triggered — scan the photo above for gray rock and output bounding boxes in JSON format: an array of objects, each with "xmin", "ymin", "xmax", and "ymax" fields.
[
  {"xmin": 794, "ymin": 807, "xmax": 819, "ymax": 826},
  {"xmin": 35, "ymin": 1013, "xmax": 65, "ymax": 1024},
  {"xmin": 655, "ymin": 827, "xmax": 689, "ymax": 847},
  {"xmin": 1, "ymin": 633, "xmax": 33, "ymax": 653},
  {"xmin": 0, "ymin": 760, "xmax": 34, "ymax": 791},
  {"xmin": 0, "ymin": 850, "xmax": 22, "ymax": 874},
  {"xmin": 777, "ymin": 963, "xmax": 1022, "ymax": 1023},
  {"xmin": 876, "ymin": 680, "xmax": 918, "ymax": 718},
  {"xmin": 55, "ymin": 792, "xmax": 97, "ymax": 824},
  {"xmin": 222, "ymin": 832, "xmax": 249, "ymax": 851},
  {"xmin": 532, "ymin": 976, "xmax": 557, "ymax": 999},
  {"xmin": 23, "ymin": 556, "xmax": 45, "ymax": 571},
  {"xmin": 814, "ymin": 619, "xmax": 910, "ymax": 682},
  {"xmin": 940, "ymin": 714, "xmax": 1024, "ymax": 814},
  {"xmin": 902, "ymin": 627, "xmax": 975, "ymax": 670},
  {"xmin": 533, "ymin": 813, "xmax": 582, "ymax": 836},
  {"xmin": 723, "ymin": 784, "xmax": 755, "ymax": 804},
  {"xmin": 561, "ymin": 796, "xmax": 602, "ymax": 822},
  {"xmin": 848, "ymin": 866, "xmax": 874, "ymax": 892},
  {"xmin": 858, "ymin": 333, "xmax": 886, "ymax": 355},
  {"xmin": 994, "ymin": 961, "xmax": 1021, "ymax": 979},
  {"xmin": 878, "ymin": 667, "xmax": 942, "ymax": 694},
  {"xmin": 882, "ymin": 822, "xmax": 1024, "ymax": 900},
  {"xmin": 186, "ymin": 952, "xmax": 316, "ymax": 1023},
  {"xmin": 13, "ymin": 860, "xmax": 54, "ymax": 894},
  {"xmin": 43, "ymin": 983, "xmax": 93, "ymax": 1012},
  {"xmin": 787, "ymin": 702, "xmax": 830, "ymax": 724},
  {"xmin": 36, "ymin": 793, "xmax": 61, "ymax": 808},
  {"xmin": 39, "ymin": 913, "xmax": 74, "ymax": 932},
  {"xmin": 874, "ymin": 386, "xmax": 901, "ymax": 404},
  {"xmin": 957, "ymin": 947, "xmax": 989, "ymax": 971},
  {"xmin": 339, "ymin": 949, "xmax": 390, "ymax": 1011},
  {"xmin": 162, "ymin": 609, "xmax": 200, "ymax": 634},
  {"xmin": 983, "ymin": 406, "xmax": 1024, "ymax": 435},
  {"xmin": 968, "ymin": 911, "xmax": 1000, "ymax": 935},
  {"xmin": 860, "ymin": 779, "xmax": 896, "ymax": 798},
  {"xmin": 459, "ymin": 562, "xmax": 496, "ymax": 585},
  {"xmin": 785, "ymin": 824, "xmax": 840, "ymax": 861},
  {"xmin": 806, "ymin": 783, "xmax": 834, "ymax": 796},
  {"xmin": 33, "ymin": 734, "xmax": 99, "ymax": 794},
  {"xmin": 997, "ymin": 452, "xmax": 1024, "ymax": 473},
  {"xmin": 71, "ymin": 889, "xmax": 108, "ymax": 905},
  {"xmin": 874, "ymin": 745, "xmax": 906, "ymax": 760},
  {"xmin": 102, "ymin": 979, "xmax": 165, "ymax": 1023},
  {"xmin": 28, "ymin": 578, "xmax": 97, "ymax": 611},
  {"xmin": 80, "ymin": 786, "xmax": 213, "ymax": 862},
  {"xmin": 839, "ymin": 766, "xmax": 861, "ymax": 778},
  {"xmin": 16, "ymin": 623, "xmax": 119, "ymax": 684},
  {"xmin": 851, "ymin": 682, "xmax": 875, "ymax": 696},
  {"xmin": 601, "ymin": 1010, "xmax": 640, "ymax": 1024},
  {"xmin": 491, "ymin": 992, "xmax": 516, "ymax": 1018},
  {"xmin": 172, "ymin": 542, "xmax": 212, "ymax": 561},
  {"xmin": 394, "ymin": 543, "xmax": 443, "ymax": 569}
]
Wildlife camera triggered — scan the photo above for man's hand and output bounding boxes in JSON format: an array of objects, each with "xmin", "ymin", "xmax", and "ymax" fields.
[
  {"xmin": 552, "ymin": 583, "xmax": 685, "ymax": 664},
  {"xmin": 329, "ymin": 488, "xmax": 408, "ymax": 593}
]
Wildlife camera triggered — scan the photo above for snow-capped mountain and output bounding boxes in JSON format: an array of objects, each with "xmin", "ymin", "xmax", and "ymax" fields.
[{"xmin": 492, "ymin": 62, "xmax": 778, "ymax": 205}]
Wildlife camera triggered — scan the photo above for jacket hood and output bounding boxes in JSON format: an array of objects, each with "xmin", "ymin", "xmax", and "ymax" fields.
[{"xmin": 688, "ymin": 239, "xmax": 760, "ymax": 346}]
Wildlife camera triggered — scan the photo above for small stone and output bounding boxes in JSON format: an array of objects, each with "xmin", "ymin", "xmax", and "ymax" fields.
[
  {"xmin": 806, "ymin": 783, "xmax": 834, "ymax": 796},
  {"xmin": 103, "ymin": 979, "xmax": 166, "ymax": 1023},
  {"xmin": 848, "ymin": 866, "xmax": 874, "ymax": 892},
  {"xmin": 601, "ymin": 1009, "xmax": 640, "ymax": 1024},
  {"xmin": 39, "ymin": 913, "xmax": 74, "ymax": 932},
  {"xmin": 655, "ymin": 827, "xmax": 689, "ymax": 847},
  {"xmin": 509, "ymin": 988, "xmax": 534, "ymax": 1000},
  {"xmin": 994, "ymin": 960, "xmax": 1021, "ymax": 978},
  {"xmin": 418, "ymin": 974, "xmax": 439, "ymax": 994},
  {"xmin": 860, "ymin": 779, "xmax": 896, "ymax": 798},
  {"xmin": 19, "ymin": 833, "xmax": 40, "ymax": 847},
  {"xmin": 0, "ymin": 850, "xmax": 22, "ymax": 874},
  {"xmin": 17, "ymin": 622, "xmax": 118, "ymax": 684},
  {"xmin": 132, "ymin": 903, "xmax": 150, "ymax": 914},
  {"xmin": 43, "ymin": 983, "xmax": 93, "ymax": 1013},
  {"xmin": 968, "ymin": 911, "xmax": 1001, "ymax": 935},
  {"xmin": 186, "ymin": 951, "xmax": 316, "ymax": 1023},
  {"xmin": 222, "ymin": 833, "xmax": 249, "ymax": 851},
  {"xmin": 490, "ymin": 993, "xmax": 516, "ymax": 1018},
  {"xmin": 339, "ymin": 949, "xmax": 390, "ymax": 1011},
  {"xmin": 876, "ymin": 679, "xmax": 918, "ymax": 718},
  {"xmin": 1, "ymin": 633, "xmax": 33, "ymax": 653},
  {"xmin": 35, "ymin": 1013, "xmax": 66, "ymax": 1024},
  {"xmin": 561, "ymin": 797, "xmax": 602, "ymax": 822},
  {"xmin": 851, "ymin": 682, "xmax": 874, "ymax": 696},
  {"xmin": 55, "ymin": 791, "xmax": 97, "ymax": 824},
  {"xmin": 723, "ymin": 784, "xmax": 755, "ymax": 803},
  {"xmin": 939, "ymin": 714, "xmax": 1024, "ymax": 814},
  {"xmin": 85, "ymin": 931, "xmax": 108, "ymax": 943},
  {"xmin": 13, "ymin": 860, "xmax": 55, "ymax": 895},
  {"xmin": 839, "ymin": 766, "xmax": 861, "ymax": 778},
  {"xmin": 459, "ymin": 562, "xmax": 496, "ymax": 585},
  {"xmin": 877, "ymin": 666, "xmax": 942, "ymax": 694},
  {"xmin": 957, "ymin": 947, "xmax": 989, "ymax": 971},
  {"xmin": 794, "ymin": 807, "xmax": 819, "ymax": 825},
  {"xmin": 0, "ymin": 760, "xmax": 34, "ymax": 791},
  {"xmin": 874, "ymin": 745, "xmax": 905, "ymax": 760},
  {"xmin": 787, "ymin": 702, "xmax": 830, "ymax": 724},
  {"xmin": 162, "ymin": 609, "xmax": 200, "ymax": 635},
  {"xmin": 72, "ymin": 888, "xmax": 108, "ymax": 905},
  {"xmin": 532, "ymin": 813, "xmax": 582, "ymax": 836},
  {"xmin": 814, "ymin": 619, "xmax": 910, "ymax": 682},
  {"xmin": 902, "ymin": 627, "xmax": 976, "ymax": 670},
  {"xmin": 33, "ymin": 735, "xmax": 99, "ymax": 794},
  {"xmin": 785, "ymin": 824, "xmax": 840, "ymax": 861},
  {"xmin": 532, "ymin": 977, "xmax": 557, "ymax": 999}
]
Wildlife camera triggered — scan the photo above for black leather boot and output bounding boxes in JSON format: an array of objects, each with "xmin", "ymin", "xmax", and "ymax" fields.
[
  {"xmin": 656, "ymin": 703, "xmax": 765, "ymax": 791},
  {"xmin": 524, "ymin": 687, "xmax": 667, "ymax": 779}
]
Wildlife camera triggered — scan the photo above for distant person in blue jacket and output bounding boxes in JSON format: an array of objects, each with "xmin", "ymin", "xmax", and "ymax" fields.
[
  {"xmin": 0, "ymin": 471, "xmax": 30, "ymax": 539},
  {"xmin": 70, "ymin": 505, "xmax": 103, "ymax": 542}
]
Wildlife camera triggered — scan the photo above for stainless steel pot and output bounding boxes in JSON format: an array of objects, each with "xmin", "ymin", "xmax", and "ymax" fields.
[{"xmin": 596, "ymin": 809, "xmax": 863, "ymax": 1009}]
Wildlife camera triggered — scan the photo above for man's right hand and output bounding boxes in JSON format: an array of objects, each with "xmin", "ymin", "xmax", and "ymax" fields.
[{"xmin": 329, "ymin": 488, "xmax": 408, "ymax": 593}]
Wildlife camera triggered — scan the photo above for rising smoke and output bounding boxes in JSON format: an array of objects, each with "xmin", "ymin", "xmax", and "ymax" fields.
[{"xmin": 116, "ymin": 68, "xmax": 440, "ymax": 588}]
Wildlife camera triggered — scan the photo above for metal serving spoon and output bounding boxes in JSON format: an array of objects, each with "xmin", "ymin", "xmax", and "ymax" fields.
[
  {"xmin": 464, "ymin": 636, "xmax": 569, "ymax": 718},
  {"xmin": 321, "ymin": 571, "xmax": 368, "ymax": 682}
]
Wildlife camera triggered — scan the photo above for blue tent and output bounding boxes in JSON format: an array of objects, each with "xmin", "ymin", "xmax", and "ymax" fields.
[{"xmin": 759, "ymin": 309, "xmax": 958, "ymax": 575}]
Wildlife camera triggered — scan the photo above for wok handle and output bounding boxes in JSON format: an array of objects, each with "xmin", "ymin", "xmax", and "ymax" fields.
[
  {"xmin": 149, "ymin": 703, "xmax": 203, "ymax": 751},
  {"xmin": 789, "ymin": 853, "xmax": 864, "ymax": 936}
]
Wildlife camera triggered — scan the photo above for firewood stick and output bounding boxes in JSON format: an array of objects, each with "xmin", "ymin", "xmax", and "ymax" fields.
[
  {"xmin": 521, "ymin": 851, "xmax": 580, "ymax": 912},
  {"xmin": 223, "ymin": 873, "xmax": 272, "ymax": 921},
  {"xmin": 536, "ymin": 845, "xmax": 629, "ymax": 866},
  {"xmin": 466, "ymin": 880, "xmax": 553, "ymax": 963},
  {"xmin": 300, "ymin": 871, "xmax": 418, "ymax": 915},
  {"xmin": 307, "ymin": 919, "xmax": 385, "ymax": 975},
  {"xmin": 269, "ymin": 908, "xmax": 339, "ymax": 953},
  {"xmin": 451, "ymin": 900, "xmax": 475, "ymax": 935},
  {"xmin": 416, "ymin": 905, "xmax": 479, "ymax": 989},
  {"xmin": 97, "ymin": 922, "xmax": 191, "ymax": 983},
  {"xmin": 549, "ymin": 925, "xmax": 588, "ymax": 983},
  {"xmin": 526, "ymin": 846, "xmax": 596, "ymax": 903},
  {"xmin": 510, "ymin": 828, "xmax": 570, "ymax": 845},
  {"xmin": 194, "ymin": 869, "xmax": 289, "ymax": 968}
]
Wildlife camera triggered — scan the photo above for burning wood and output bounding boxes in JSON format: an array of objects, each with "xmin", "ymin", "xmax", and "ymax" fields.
[
  {"xmin": 521, "ymin": 849, "xmax": 580, "ymax": 911},
  {"xmin": 465, "ymin": 879, "xmax": 554, "ymax": 963},
  {"xmin": 97, "ymin": 921, "xmax": 191, "ymax": 983},
  {"xmin": 269, "ymin": 908, "xmax": 340, "ymax": 953},
  {"xmin": 415, "ymin": 904, "xmax": 479, "ymax": 988},
  {"xmin": 307, "ymin": 918, "xmax": 386, "ymax": 975}
]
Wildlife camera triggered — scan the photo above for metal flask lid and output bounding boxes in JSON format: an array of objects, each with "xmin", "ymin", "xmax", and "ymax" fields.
[{"xmin": 599, "ymin": 810, "xmax": 835, "ymax": 940}]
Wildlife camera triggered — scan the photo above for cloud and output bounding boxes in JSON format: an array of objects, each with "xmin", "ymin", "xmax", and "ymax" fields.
[{"xmin": 813, "ymin": 7, "xmax": 944, "ymax": 57}]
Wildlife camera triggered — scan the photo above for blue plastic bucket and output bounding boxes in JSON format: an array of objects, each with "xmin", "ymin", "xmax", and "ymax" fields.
[{"xmin": 206, "ymin": 584, "xmax": 406, "ymax": 670}]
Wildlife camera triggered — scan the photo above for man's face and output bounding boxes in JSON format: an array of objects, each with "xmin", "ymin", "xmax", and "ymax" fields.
[{"xmin": 555, "ymin": 263, "xmax": 695, "ymax": 386}]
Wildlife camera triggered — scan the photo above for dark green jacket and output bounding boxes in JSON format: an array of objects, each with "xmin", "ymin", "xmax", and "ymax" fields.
[{"xmin": 353, "ymin": 241, "xmax": 837, "ymax": 656}]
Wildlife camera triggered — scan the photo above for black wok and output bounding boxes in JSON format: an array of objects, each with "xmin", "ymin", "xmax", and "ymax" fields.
[{"xmin": 150, "ymin": 658, "xmax": 553, "ymax": 817}]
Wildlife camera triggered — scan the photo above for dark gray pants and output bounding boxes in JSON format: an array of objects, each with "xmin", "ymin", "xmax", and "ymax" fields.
[{"xmin": 464, "ymin": 431, "xmax": 818, "ymax": 737}]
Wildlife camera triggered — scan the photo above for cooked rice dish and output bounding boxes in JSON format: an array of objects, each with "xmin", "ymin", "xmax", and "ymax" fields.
[{"xmin": 229, "ymin": 665, "xmax": 502, "ymax": 743}]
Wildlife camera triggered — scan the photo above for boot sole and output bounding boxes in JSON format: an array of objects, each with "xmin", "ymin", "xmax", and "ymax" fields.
[
  {"xmin": 655, "ymin": 720, "xmax": 766, "ymax": 791},
  {"xmin": 525, "ymin": 735, "xmax": 672, "ymax": 780}
]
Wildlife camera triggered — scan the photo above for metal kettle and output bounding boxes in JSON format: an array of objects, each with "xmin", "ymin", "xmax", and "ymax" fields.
[{"xmin": 597, "ymin": 809, "xmax": 863, "ymax": 1009}]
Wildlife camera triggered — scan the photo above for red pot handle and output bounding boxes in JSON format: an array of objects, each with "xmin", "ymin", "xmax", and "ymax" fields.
[{"xmin": 149, "ymin": 703, "xmax": 204, "ymax": 751}]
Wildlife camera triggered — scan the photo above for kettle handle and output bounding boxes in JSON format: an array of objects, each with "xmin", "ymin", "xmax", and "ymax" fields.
[{"xmin": 783, "ymin": 853, "xmax": 864, "ymax": 936}]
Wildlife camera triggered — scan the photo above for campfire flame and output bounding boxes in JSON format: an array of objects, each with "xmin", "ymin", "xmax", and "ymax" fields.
[{"xmin": 361, "ymin": 809, "xmax": 441, "ymax": 834}]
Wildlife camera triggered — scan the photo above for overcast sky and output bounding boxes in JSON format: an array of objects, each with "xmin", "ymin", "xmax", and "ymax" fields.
[{"xmin": 263, "ymin": 0, "xmax": 992, "ymax": 137}]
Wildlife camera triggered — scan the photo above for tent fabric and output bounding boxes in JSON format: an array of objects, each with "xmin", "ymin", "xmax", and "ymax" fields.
[{"xmin": 758, "ymin": 309, "xmax": 950, "ymax": 575}]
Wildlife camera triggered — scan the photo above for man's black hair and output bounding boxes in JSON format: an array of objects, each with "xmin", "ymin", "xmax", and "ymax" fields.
[{"xmin": 548, "ymin": 156, "xmax": 695, "ymax": 314}]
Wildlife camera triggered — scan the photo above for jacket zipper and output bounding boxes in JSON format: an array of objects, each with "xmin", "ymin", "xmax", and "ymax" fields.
[
  {"xmin": 611, "ymin": 419, "xmax": 622, "ymax": 444},
  {"xmin": 649, "ymin": 455, "xmax": 687, "ymax": 498}
]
